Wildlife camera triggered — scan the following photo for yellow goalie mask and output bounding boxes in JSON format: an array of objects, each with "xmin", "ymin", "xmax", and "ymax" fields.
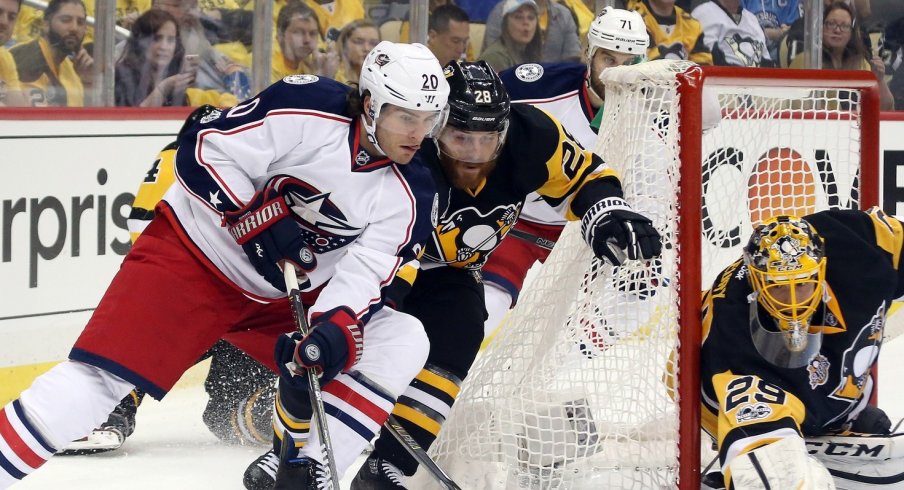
[{"xmin": 743, "ymin": 216, "xmax": 826, "ymax": 362}]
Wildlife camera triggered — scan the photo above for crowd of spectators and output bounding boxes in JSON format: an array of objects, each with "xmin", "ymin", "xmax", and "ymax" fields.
[{"xmin": 0, "ymin": 0, "xmax": 902, "ymax": 109}]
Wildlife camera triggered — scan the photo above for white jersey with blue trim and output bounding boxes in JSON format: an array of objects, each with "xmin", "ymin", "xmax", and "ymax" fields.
[
  {"xmin": 164, "ymin": 75, "xmax": 437, "ymax": 320},
  {"xmin": 499, "ymin": 62, "xmax": 597, "ymax": 227}
]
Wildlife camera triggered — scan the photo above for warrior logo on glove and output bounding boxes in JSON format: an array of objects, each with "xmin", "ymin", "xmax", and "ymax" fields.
[
  {"xmin": 224, "ymin": 176, "xmax": 363, "ymax": 291},
  {"xmin": 581, "ymin": 197, "xmax": 662, "ymax": 266}
]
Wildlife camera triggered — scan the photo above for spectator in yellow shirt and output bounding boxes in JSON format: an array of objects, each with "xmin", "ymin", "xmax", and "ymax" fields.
[
  {"xmin": 0, "ymin": 0, "xmax": 26, "ymax": 105},
  {"xmin": 10, "ymin": 0, "xmax": 93, "ymax": 106},
  {"xmin": 304, "ymin": 0, "xmax": 363, "ymax": 38},
  {"xmin": 272, "ymin": 1, "xmax": 337, "ymax": 82},
  {"xmin": 629, "ymin": 0, "xmax": 713, "ymax": 65}
]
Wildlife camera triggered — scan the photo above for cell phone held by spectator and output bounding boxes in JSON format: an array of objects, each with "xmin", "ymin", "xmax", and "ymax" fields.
[{"xmin": 182, "ymin": 54, "xmax": 200, "ymax": 77}]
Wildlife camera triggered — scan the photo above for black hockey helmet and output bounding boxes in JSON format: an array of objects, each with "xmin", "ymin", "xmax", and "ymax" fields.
[{"xmin": 443, "ymin": 60, "xmax": 511, "ymax": 132}]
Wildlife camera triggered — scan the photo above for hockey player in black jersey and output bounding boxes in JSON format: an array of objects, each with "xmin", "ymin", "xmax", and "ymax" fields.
[
  {"xmin": 700, "ymin": 209, "xmax": 903, "ymax": 489},
  {"xmin": 335, "ymin": 60, "xmax": 661, "ymax": 489}
]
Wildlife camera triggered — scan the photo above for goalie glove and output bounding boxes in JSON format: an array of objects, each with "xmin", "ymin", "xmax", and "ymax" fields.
[
  {"xmin": 223, "ymin": 176, "xmax": 317, "ymax": 292},
  {"xmin": 581, "ymin": 197, "xmax": 662, "ymax": 266},
  {"xmin": 849, "ymin": 405, "xmax": 892, "ymax": 434},
  {"xmin": 274, "ymin": 306, "xmax": 363, "ymax": 387}
]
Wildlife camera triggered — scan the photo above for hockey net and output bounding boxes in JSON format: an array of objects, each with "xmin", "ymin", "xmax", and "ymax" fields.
[{"xmin": 416, "ymin": 61, "xmax": 879, "ymax": 489}]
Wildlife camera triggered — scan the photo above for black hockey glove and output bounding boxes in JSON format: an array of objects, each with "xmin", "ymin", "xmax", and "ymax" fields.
[
  {"xmin": 581, "ymin": 197, "xmax": 662, "ymax": 266},
  {"xmin": 224, "ymin": 176, "xmax": 317, "ymax": 292},
  {"xmin": 850, "ymin": 405, "xmax": 892, "ymax": 434},
  {"xmin": 275, "ymin": 306, "xmax": 363, "ymax": 387}
]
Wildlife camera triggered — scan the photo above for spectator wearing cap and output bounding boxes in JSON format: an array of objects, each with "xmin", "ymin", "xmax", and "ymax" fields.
[
  {"xmin": 483, "ymin": 0, "xmax": 581, "ymax": 63},
  {"xmin": 480, "ymin": 0, "xmax": 543, "ymax": 71}
]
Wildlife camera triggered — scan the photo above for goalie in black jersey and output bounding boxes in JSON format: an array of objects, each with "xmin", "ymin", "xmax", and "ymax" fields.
[
  {"xmin": 700, "ymin": 209, "xmax": 904, "ymax": 489},
  {"xmin": 243, "ymin": 60, "xmax": 663, "ymax": 489}
]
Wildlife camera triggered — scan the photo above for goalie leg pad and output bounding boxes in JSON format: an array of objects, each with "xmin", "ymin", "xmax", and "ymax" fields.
[
  {"xmin": 727, "ymin": 436, "xmax": 835, "ymax": 489},
  {"xmin": 807, "ymin": 430, "xmax": 904, "ymax": 489}
]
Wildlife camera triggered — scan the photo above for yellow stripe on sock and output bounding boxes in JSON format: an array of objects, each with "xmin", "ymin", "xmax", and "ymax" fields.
[
  {"xmin": 393, "ymin": 405, "xmax": 442, "ymax": 436},
  {"xmin": 415, "ymin": 369, "xmax": 460, "ymax": 399},
  {"xmin": 274, "ymin": 394, "xmax": 312, "ymax": 431}
]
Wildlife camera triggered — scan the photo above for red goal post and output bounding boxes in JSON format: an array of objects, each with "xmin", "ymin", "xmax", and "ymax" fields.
[{"xmin": 419, "ymin": 61, "xmax": 880, "ymax": 490}]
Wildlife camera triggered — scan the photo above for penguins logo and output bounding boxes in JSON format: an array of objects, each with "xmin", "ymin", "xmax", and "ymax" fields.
[
  {"xmin": 723, "ymin": 33, "xmax": 764, "ymax": 67},
  {"xmin": 424, "ymin": 204, "xmax": 520, "ymax": 268},
  {"xmin": 830, "ymin": 304, "xmax": 884, "ymax": 401},
  {"xmin": 769, "ymin": 235, "xmax": 805, "ymax": 271}
]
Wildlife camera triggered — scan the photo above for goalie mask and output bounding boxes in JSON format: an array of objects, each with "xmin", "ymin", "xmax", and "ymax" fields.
[
  {"xmin": 358, "ymin": 41, "xmax": 450, "ymax": 156},
  {"xmin": 437, "ymin": 60, "xmax": 511, "ymax": 164},
  {"xmin": 744, "ymin": 216, "xmax": 827, "ymax": 366}
]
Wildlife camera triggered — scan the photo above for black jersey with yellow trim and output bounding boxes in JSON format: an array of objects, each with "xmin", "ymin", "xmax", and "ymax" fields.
[
  {"xmin": 128, "ymin": 141, "xmax": 178, "ymax": 243},
  {"xmin": 420, "ymin": 102, "xmax": 621, "ymax": 270},
  {"xmin": 701, "ymin": 208, "xmax": 904, "ymax": 454}
]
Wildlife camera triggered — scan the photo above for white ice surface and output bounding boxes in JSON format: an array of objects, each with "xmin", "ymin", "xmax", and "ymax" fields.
[{"xmin": 11, "ymin": 340, "xmax": 904, "ymax": 489}]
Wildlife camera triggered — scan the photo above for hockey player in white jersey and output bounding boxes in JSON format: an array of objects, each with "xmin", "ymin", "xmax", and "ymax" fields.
[
  {"xmin": 0, "ymin": 41, "xmax": 448, "ymax": 489},
  {"xmin": 482, "ymin": 7, "xmax": 650, "ymax": 333}
]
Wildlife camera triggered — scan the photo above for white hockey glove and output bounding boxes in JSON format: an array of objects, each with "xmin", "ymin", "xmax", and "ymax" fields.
[{"xmin": 581, "ymin": 197, "xmax": 662, "ymax": 266}]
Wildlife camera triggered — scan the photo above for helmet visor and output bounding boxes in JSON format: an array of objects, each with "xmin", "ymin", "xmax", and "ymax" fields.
[
  {"xmin": 749, "ymin": 301, "xmax": 823, "ymax": 368},
  {"xmin": 376, "ymin": 104, "xmax": 449, "ymax": 141},
  {"xmin": 437, "ymin": 124, "xmax": 508, "ymax": 164}
]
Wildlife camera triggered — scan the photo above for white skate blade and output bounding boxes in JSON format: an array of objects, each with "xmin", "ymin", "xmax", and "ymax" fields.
[{"xmin": 59, "ymin": 428, "xmax": 125, "ymax": 455}]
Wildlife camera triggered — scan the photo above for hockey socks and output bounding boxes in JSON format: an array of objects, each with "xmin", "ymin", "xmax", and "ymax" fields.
[
  {"xmin": 373, "ymin": 364, "xmax": 462, "ymax": 476},
  {"xmin": 0, "ymin": 400, "xmax": 56, "ymax": 488}
]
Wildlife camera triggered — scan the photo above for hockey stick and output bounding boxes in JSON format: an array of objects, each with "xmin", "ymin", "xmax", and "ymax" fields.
[
  {"xmin": 507, "ymin": 227, "xmax": 556, "ymax": 251},
  {"xmin": 282, "ymin": 263, "xmax": 341, "ymax": 490},
  {"xmin": 384, "ymin": 414, "xmax": 462, "ymax": 490}
]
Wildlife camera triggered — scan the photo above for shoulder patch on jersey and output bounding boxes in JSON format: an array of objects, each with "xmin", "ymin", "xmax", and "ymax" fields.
[
  {"xmin": 200, "ymin": 109, "xmax": 222, "ymax": 124},
  {"xmin": 807, "ymin": 353, "xmax": 830, "ymax": 389},
  {"xmin": 515, "ymin": 63, "xmax": 544, "ymax": 82},
  {"xmin": 283, "ymin": 74, "xmax": 320, "ymax": 85}
]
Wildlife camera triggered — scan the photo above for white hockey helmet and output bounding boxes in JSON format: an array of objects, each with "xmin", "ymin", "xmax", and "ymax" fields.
[
  {"xmin": 358, "ymin": 41, "xmax": 450, "ymax": 155},
  {"xmin": 588, "ymin": 7, "xmax": 649, "ymax": 63}
]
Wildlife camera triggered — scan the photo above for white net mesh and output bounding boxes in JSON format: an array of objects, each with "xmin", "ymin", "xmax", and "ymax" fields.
[{"xmin": 415, "ymin": 60, "xmax": 871, "ymax": 489}]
